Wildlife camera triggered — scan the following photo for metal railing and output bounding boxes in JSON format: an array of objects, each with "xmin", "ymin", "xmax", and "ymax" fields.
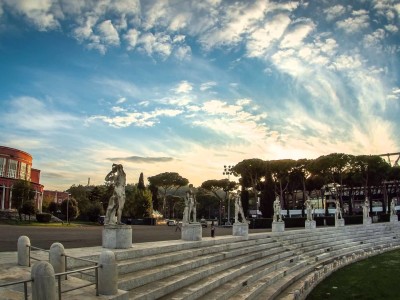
[
  {"xmin": 55, "ymin": 264, "xmax": 101, "ymax": 299},
  {"xmin": 27, "ymin": 245, "xmax": 49, "ymax": 267},
  {"xmin": 16, "ymin": 244, "xmax": 102, "ymax": 299},
  {"xmin": 0, "ymin": 278, "xmax": 32, "ymax": 300}
]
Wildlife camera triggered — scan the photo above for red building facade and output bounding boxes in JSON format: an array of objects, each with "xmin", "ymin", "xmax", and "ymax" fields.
[{"xmin": 0, "ymin": 146, "xmax": 44, "ymax": 211}]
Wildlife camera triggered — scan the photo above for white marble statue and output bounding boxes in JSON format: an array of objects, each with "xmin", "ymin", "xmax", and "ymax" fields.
[
  {"xmin": 273, "ymin": 196, "xmax": 282, "ymax": 222},
  {"xmin": 363, "ymin": 197, "xmax": 370, "ymax": 219},
  {"xmin": 233, "ymin": 190, "xmax": 246, "ymax": 223},
  {"xmin": 391, "ymin": 198, "xmax": 397, "ymax": 216},
  {"xmin": 305, "ymin": 197, "xmax": 314, "ymax": 221},
  {"xmin": 335, "ymin": 200, "xmax": 343, "ymax": 220},
  {"xmin": 183, "ymin": 191, "xmax": 190, "ymax": 224},
  {"xmin": 187, "ymin": 185, "xmax": 197, "ymax": 223},
  {"xmin": 104, "ymin": 164, "xmax": 126, "ymax": 225}
]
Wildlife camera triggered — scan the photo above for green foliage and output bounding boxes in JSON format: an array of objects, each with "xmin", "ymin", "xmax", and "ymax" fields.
[
  {"xmin": 12, "ymin": 180, "xmax": 36, "ymax": 220},
  {"xmin": 67, "ymin": 185, "xmax": 89, "ymax": 216},
  {"xmin": 36, "ymin": 213, "xmax": 52, "ymax": 223},
  {"xmin": 48, "ymin": 202, "xmax": 59, "ymax": 215},
  {"xmin": 138, "ymin": 172, "xmax": 145, "ymax": 190},
  {"xmin": 123, "ymin": 184, "xmax": 153, "ymax": 218},
  {"xmin": 86, "ymin": 202, "xmax": 104, "ymax": 222},
  {"xmin": 60, "ymin": 198, "xmax": 79, "ymax": 221},
  {"xmin": 21, "ymin": 200, "xmax": 36, "ymax": 221},
  {"xmin": 148, "ymin": 172, "xmax": 189, "ymax": 216},
  {"xmin": 196, "ymin": 188, "xmax": 219, "ymax": 219}
]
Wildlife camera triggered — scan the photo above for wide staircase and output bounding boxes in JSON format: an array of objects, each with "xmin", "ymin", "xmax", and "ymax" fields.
[{"xmin": 75, "ymin": 222, "xmax": 400, "ymax": 300}]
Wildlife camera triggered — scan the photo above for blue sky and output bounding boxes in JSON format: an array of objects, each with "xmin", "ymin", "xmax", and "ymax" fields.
[{"xmin": 0, "ymin": 0, "xmax": 399, "ymax": 191}]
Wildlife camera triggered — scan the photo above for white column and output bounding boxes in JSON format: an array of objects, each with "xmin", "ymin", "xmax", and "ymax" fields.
[
  {"xmin": 9, "ymin": 186, "xmax": 13, "ymax": 209},
  {"xmin": 1, "ymin": 185, "xmax": 5, "ymax": 210}
]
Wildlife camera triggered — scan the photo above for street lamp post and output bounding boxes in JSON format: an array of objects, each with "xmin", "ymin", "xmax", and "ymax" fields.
[
  {"xmin": 67, "ymin": 194, "xmax": 70, "ymax": 225},
  {"xmin": 223, "ymin": 165, "xmax": 233, "ymax": 226}
]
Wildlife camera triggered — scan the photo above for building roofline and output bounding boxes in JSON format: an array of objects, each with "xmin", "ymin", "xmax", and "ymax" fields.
[{"xmin": 0, "ymin": 146, "xmax": 32, "ymax": 159}]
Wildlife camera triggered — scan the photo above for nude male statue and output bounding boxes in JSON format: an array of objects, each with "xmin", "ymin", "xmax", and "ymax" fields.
[
  {"xmin": 104, "ymin": 164, "xmax": 126, "ymax": 225},
  {"xmin": 273, "ymin": 196, "xmax": 282, "ymax": 222},
  {"xmin": 233, "ymin": 190, "xmax": 246, "ymax": 223}
]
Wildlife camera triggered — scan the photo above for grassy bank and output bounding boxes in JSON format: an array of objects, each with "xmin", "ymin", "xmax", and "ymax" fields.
[{"xmin": 307, "ymin": 249, "xmax": 400, "ymax": 299}]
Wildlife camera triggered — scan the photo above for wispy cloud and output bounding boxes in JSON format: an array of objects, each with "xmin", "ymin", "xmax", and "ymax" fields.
[
  {"xmin": 1, "ymin": 97, "xmax": 78, "ymax": 131},
  {"xmin": 108, "ymin": 156, "xmax": 174, "ymax": 163}
]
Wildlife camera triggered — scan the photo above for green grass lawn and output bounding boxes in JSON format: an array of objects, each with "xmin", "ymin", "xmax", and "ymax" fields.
[{"xmin": 307, "ymin": 249, "xmax": 400, "ymax": 300}]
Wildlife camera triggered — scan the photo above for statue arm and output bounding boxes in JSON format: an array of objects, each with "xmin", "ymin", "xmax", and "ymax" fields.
[{"xmin": 105, "ymin": 170, "xmax": 115, "ymax": 182}]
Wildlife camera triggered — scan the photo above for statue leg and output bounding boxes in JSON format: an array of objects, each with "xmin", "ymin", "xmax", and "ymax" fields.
[
  {"xmin": 105, "ymin": 196, "xmax": 116, "ymax": 224},
  {"xmin": 117, "ymin": 199, "xmax": 124, "ymax": 224}
]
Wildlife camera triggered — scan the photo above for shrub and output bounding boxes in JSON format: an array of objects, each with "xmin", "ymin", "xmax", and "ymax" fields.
[{"xmin": 36, "ymin": 213, "xmax": 52, "ymax": 223}]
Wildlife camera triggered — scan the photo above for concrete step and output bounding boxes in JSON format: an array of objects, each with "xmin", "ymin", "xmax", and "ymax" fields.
[
  {"xmin": 127, "ymin": 244, "xmax": 294, "ymax": 299},
  {"xmin": 161, "ymin": 250, "xmax": 298, "ymax": 300}
]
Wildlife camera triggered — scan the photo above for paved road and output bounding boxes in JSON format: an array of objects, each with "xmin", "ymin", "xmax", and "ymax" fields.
[{"xmin": 0, "ymin": 224, "xmax": 269, "ymax": 252}]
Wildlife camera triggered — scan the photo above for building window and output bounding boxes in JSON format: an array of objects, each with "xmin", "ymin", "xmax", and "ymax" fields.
[
  {"xmin": 26, "ymin": 164, "xmax": 31, "ymax": 181},
  {"xmin": 8, "ymin": 159, "xmax": 17, "ymax": 178},
  {"xmin": 20, "ymin": 162, "xmax": 27, "ymax": 180},
  {"xmin": 0, "ymin": 157, "xmax": 5, "ymax": 177}
]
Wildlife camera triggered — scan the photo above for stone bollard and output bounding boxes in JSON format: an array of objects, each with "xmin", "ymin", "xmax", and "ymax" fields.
[
  {"xmin": 99, "ymin": 250, "xmax": 118, "ymax": 295},
  {"xmin": 31, "ymin": 261, "xmax": 57, "ymax": 300},
  {"xmin": 49, "ymin": 242, "xmax": 65, "ymax": 277},
  {"xmin": 18, "ymin": 236, "xmax": 30, "ymax": 266}
]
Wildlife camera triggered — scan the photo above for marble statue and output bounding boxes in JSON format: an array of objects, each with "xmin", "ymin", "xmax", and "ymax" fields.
[
  {"xmin": 187, "ymin": 184, "xmax": 197, "ymax": 223},
  {"xmin": 273, "ymin": 196, "xmax": 282, "ymax": 222},
  {"xmin": 233, "ymin": 190, "xmax": 246, "ymax": 223},
  {"xmin": 183, "ymin": 191, "xmax": 190, "ymax": 224},
  {"xmin": 104, "ymin": 164, "xmax": 126, "ymax": 225},
  {"xmin": 335, "ymin": 200, "xmax": 343, "ymax": 220},
  {"xmin": 363, "ymin": 198, "xmax": 370, "ymax": 219},
  {"xmin": 391, "ymin": 198, "xmax": 397, "ymax": 216},
  {"xmin": 305, "ymin": 197, "xmax": 314, "ymax": 221}
]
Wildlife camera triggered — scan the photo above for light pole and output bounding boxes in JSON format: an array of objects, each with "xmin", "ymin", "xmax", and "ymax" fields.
[
  {"xmin": 66, "ymin": 194, "xmax": 70, "ymax": 225},
  {"xmin": 223, "ymin": 165, "xmax": 233, "ymax": 225}
]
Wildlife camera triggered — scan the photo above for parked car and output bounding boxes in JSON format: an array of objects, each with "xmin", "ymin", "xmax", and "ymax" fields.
[
  {"xmin": 167, "ymin": 219, "xmax": 176, "ymax": 226},
  {"xmin": 98, "ymin": 215, "xmax": 105, "ymax": 225}
]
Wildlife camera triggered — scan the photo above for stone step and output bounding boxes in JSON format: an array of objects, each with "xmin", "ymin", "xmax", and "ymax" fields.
[
  {"xmin": 160, "ymin": 250, "xmax": 298, "ymax": 300},
  {"xmin": 126, "ymin": 244, "xmax": 295, "ymax": 299},
  {"xmin": 119, "ymin": 239, "xmax": 283, "ymax": 291}
]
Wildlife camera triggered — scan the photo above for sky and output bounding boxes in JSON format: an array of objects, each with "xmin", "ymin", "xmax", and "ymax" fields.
[{"xmin": 0, "ymin": 0, "xmax": 399, "ymax": 191}]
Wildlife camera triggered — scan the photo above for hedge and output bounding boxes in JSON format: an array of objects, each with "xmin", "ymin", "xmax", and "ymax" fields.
[{"xmin": 36, "ymin": 213, "xmax": 52, "ymax": 223}]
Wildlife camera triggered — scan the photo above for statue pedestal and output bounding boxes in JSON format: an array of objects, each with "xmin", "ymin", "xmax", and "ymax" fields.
[
  {"xmin": 390, "ymin": 215, "xmax": 398, "ymax": 223},
  {"xmin": 305, "ymin": 220, "xmax": 316, "ymax": 230},
  {"xmin": 181, "ymin": 223, "xmax": 202, "ymax": 241},
  {"xmin": 335, "ymin": 218, "xmax": 345, "ymax": 227},
  {"xmin": 232, "ymin": 223, "xmax": 249, "ymax": 238},
  {"xmin": 102, "ymin": 225, "xmax": 132, "ymax": 249},
  {"xmin": 272, "ymin": 221, "xmax": 285, "ymax": 233},
  {"xmin": 363, "ymin": 217, "xmax": 372, "ymax": 225}
]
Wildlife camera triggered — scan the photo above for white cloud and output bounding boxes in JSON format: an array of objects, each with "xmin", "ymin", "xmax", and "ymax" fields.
[
  {"xmin": 4, "ymin": 0, "xmax": 61, "ymax": 31},
  {"xmin": 88, "ymin": 107, "xmax": 183, "ymax": 128},
  {"xmin": 2, "ymin": 97, "xmax": 78, "ymax": 131},
  {"xmin": 137, "ymin": 32, "xmax": 172, "ymax": 59},
  {"xmin": 246, "ymin": 14, "xmax": 291, "ymax": 58},
  {"xmin": 172, "ymin": 81, "xmax": 193, "ymax": 94},
  {"xmin": 323, "ymin": 5, "xmax": 347, "ymax": 21},
  {"xmin": 111, "ymin": 106, "xmax": 126, "ymax": 113},
  {"xmin": 174, "ymin": 45, "xmax": 191, "ymax": 60},
  {"xmin": 385, "ymin": 24, "xmax": 398, "ymax": 33},
  {"xmin": 336, "ymin": 10, "xmax": 370, "ymax": 34},
  {"xmin": 124, "ymin": 28, "xmax": 140, "ymax": 50},
  {"xmin": 331, "ymin": 54, "xmax": 363, "ymax": 70},
  {"xmin": 363, "ymin": 29, "xmax": 386, "ymax": 48},
  {"xmin": 97, "ymin": 20, "xmax": 120, "ymax": 47},
  {"xmin": 116, "ymin": 97, "xmax": 127, "ymax": 104},
  {"xmin": 200, "ymin": 81, "xmax": 217, "ymax": 91},
  {"xmin": 280, "ymin": 21, "xmax": 315, "ymax": 49}
]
